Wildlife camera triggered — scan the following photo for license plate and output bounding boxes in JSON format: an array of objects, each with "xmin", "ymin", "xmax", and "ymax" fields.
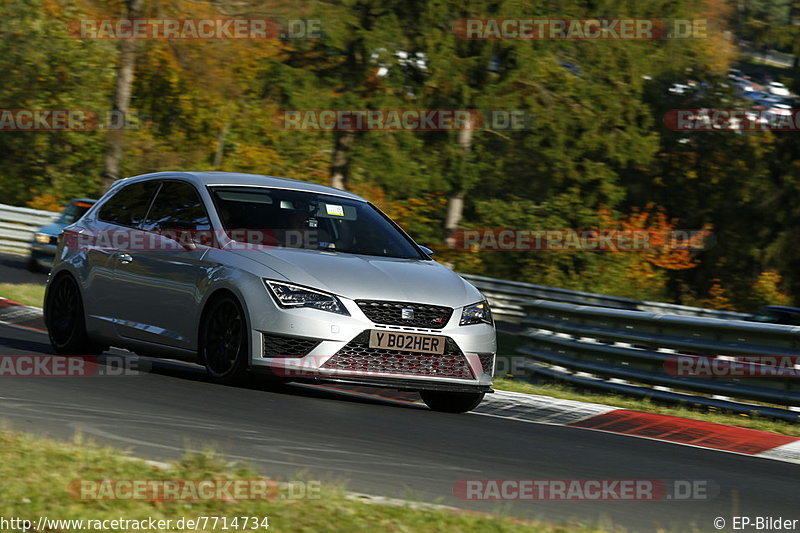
[{"xmin": 368, "ymin": 330, "xmax": 446, "ymax": 354}]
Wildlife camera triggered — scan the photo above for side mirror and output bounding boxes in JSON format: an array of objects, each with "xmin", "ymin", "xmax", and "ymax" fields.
[{"xmin": 419, "ymin": 245, "xmax": 435, "ymax": 256}]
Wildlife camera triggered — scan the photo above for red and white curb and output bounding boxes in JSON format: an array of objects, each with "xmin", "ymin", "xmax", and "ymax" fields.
[
  {"xmin": 2, "ymin": 297, "xmax": 799, "ymax": 464},
  {"xmin": 477, "ymin": 390, "xmax": 800, "ymax": 464},
  {"xmin": 0, "ymin": 297, "xmax": 46, "ymax": 332}
]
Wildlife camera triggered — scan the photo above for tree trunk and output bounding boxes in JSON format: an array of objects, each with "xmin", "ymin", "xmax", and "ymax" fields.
[
  {"xmin": 213, "ymin": 122, "xmax": 229, "ymax": 169},
  {"xmin": 101, "ymin": 0, "xmax": 145, "ymax": 192},
  {"xmin": 444, "ymin": 192, "xmax": 464, "ymax": 232},
  {"xmin": 444, "ymin": 116, "xmax": 474, "ymax": 234},
  {"xmin": 329, "ymin": 131, "xmax": 355, "ymax": 190}
]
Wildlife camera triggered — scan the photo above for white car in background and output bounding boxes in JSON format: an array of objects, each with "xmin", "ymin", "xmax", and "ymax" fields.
[
  {"xmin": 767, "ymin": 81, "xmax": 791, "ymax": 97},
  {"xmin": 763, "ymin": 104, "xmax": 793, "ymax": 127},
  {"xmin": 767, "ymin": 103, "xmax": 792, "ymax": 116},
  {"xmin": 668, "ymin": 83, "xmax": 690, "ymax": 95},
  {"xmin": 737, "ymin": 79, "xmax": 754, "ymax": 93}
]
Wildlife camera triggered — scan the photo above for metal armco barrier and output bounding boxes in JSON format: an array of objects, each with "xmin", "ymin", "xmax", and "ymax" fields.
[
  {"xmin": 459, "ymin": 273, "xmax": 749, "ymax": 320},
  {"xmin": 0, "ymin": 203, "xmax": 58, "ymax": 254},
  {"xmin": 456, "ymin": 275, "xmax": 798, "ymax": 420},
  {"xmin": 513, "ymin": 300, "xmax": 800, "ymax": 421}
]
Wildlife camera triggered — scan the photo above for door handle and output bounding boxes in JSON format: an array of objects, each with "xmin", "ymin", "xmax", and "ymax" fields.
[{"xmin": 118, "ymin": 253, "xmax": 133, "ymax": 264}]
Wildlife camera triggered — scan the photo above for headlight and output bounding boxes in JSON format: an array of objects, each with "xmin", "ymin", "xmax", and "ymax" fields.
[
  {"xmin": 460, "ymin": 300, "xmax": 492, "ymax": 326},
  {"xmin": 34, "ymin": 233, "xmax": 52, "ymax": 244},
  {"xmin": 264, "ymin": 280, "xmax": 349, "ymax": 315}
]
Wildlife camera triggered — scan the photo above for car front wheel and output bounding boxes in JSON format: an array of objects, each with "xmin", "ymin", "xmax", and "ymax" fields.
[
  {"xmin": 420, "ymin": 390, "xmax": 485, "ymax": 413},
  {"xmin": 200, "ymin": 294, "xmax": 249, "ymax": 384}
]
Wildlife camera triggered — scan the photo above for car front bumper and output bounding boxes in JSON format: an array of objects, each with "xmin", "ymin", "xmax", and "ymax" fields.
[
  {"xmin": 244, "ymin": 287, "xmax": 496, "ymax": 392},
  {"xmin": 30, "ymin": 243, "xmax": 57, "ymax": 267}
]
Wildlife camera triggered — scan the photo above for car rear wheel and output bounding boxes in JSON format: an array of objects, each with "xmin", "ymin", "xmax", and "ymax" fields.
[
  {"xmin": 44, "ymin": 273, "xmax": 104, "ymax": 355},
  {"xmin": 420, "ymin": 390, "xmax": 484, "ymax": 413},
  {"xmin": 200, "ymin": 294, "xmax": 249, "ymax": 384}
]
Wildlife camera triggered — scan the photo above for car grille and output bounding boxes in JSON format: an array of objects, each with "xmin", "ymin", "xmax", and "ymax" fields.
[
  {"xmin": 262, "ymin": 334, "xmax": 320, "ymax": 358},
  {"xmin": 355, "ymin": 300, "xmax": 453, "ymax": 329},
  {"xmin": 323, "ymin": 331, "xmax": 473, "ymax": 379},
  {"xmin": 478, "ymin": 353, "xmax": 495, "ymax": 376}
]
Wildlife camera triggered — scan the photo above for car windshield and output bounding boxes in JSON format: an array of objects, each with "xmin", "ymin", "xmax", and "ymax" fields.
[
  {"xmin": 58, "ymin": 201, "xmax": 94, "ymax": 225},
  {"xmin": 210, "ymin": 186, "xmax": 425, "ymax": 260}
]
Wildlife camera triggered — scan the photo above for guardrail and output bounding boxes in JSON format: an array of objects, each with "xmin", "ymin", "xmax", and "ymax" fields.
[
  {"xmin": 741, "ymin": 44, "xmax": 795, "ymax": 68},
  {"xmin": 509, "ymin": 300, "xmax": 800, "ymax": 421},
  {"xmin": 457, "ymin": 276, "xmax": 800, "ymax": 421},
  {"xmin": 0, "ymin": 203, "xmax": 59, "ymax": 255},
  {"xmin": 459, "ymin": 273, "xmax": 750, "ymax": 320}
]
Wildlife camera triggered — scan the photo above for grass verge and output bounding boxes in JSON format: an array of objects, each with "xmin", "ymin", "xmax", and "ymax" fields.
[
  {"xmin": 493, "ymin": 377, "xmax": 800, "ymax": 437},
  {"xmin": 0, "ymin": 429, "xmax": 614, "ymax": 532},
  {"xmin": 0, "ymin": 282, "xmax": 45, "ymax": 307}
]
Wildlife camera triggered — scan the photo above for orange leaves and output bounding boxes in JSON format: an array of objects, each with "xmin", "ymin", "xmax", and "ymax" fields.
[
  {"xmin": 350, "ymin": 183, "xmax": 446, "ymax": 229},
  {"xmin": 751, "ymin": 270, "xmax": 791, "ymax": 307},
  {"xmin": 599, "ymin": 203, "xmax": 710, "ymax": 271},
  {"xmin": 594, "ymin": 204, "xmax": 708, "ymax": 300},
  {"xmin": 698, "ymin": 0, "xmax": 736, "ymax": 75},
  {"xmin": 27, "ymin": 193, "xmax": 65, "ymax": 212},
  {"xmin": 221, "ymin": 145, "xmax": 284, "ymax": 174},
  {"xmin": 701, "ymin": 278, "xmax": 735, "ymax": 310},
  {"xmin": 391, "ymin": 194, "xmax": 448, "ymax": 228}
]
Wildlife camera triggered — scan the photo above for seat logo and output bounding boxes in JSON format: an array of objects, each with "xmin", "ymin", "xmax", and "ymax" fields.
[{"xmin": 401, "ymin": 308, "xmax": 414, "ymax": 320}]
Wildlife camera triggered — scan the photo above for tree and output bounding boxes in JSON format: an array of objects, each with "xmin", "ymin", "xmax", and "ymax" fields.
[
  {"xmin": 0, "ymin": 0, "xmax": 116, "ymax": 205},
  {"xmin": 101, "ymin": 0, "xmax": 145, "ymax": 192}
]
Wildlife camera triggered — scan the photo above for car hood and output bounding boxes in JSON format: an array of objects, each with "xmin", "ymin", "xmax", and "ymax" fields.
[
  {"xmin": 35, "ymin": 222, "xmax": 65, "ymax": 237},
  {"xmin": 229, "ymin": 247, "xmax": 483, "ymax": 308}
]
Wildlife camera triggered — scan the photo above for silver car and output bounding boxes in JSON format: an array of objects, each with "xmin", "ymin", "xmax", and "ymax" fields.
[{"xmin": 43, "ymin": 172, "xmax": 496, "ymax": 412}]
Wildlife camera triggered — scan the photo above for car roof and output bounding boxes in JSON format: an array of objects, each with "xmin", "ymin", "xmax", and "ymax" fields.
[{"xmin": 114, "ymin": 171, "xmax": 367, "ymax": 202}]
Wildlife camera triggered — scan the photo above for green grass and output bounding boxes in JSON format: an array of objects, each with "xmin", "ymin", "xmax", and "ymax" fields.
[
  {"xmin": 0, "ymin": 282, "xmax": 45, "ymax": 307},
  {"xmin": 0, "ymin": 428, "xmax": 617, "ymax": 532},
  {"xmin": 492, "ymin": 378, "xmax": 800, "ymax": 437}
]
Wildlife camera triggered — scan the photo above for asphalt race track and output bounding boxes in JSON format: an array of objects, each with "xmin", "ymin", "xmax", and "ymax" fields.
[
  {"xmin": 0, "ymin": 323, "xmax": 799, "ymax": 532},
  {"xmin": 0, "ymin": 250, "xmax": 798, "ymax": 531},
  {"xmin": 0, "ymin": 251, "xmax": 48, "ymax": 285}
]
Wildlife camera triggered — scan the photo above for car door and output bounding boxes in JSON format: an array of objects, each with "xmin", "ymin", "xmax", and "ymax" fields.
[
  {"xmin": 110, "ymin": 180, "xmax": 214, "ymax": 349},
  {"xmin": 82, "ymin": 180, "xmax": 159, "ymax": 339}
]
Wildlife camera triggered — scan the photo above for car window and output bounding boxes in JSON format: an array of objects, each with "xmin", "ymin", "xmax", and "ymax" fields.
[
  {"xmin": 97, "ymin": 182, "xmax": 158, "ymax": 228},
  {"xmin": 210, "ymin": 186, "xmax": 424, "ymax": 259},
  {"xmin": 142, "ymin": 181, "xmax": 211, "ymax": 232}
]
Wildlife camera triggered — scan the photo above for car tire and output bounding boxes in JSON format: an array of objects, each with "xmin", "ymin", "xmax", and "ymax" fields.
[
  {"xmin": 419, "ymin": 390, "xmax": 485, "ymax": 413},
  {"xmin": 44, "ymin": 273, "xmax": 105, "ymax": 355},
  {"xmin": 27, "ymin": 255, "xmax": 41, "ymax": 273},
  {"xmin": 200, "ymin": 294, "xmax": 249, "ymax": 384}
]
